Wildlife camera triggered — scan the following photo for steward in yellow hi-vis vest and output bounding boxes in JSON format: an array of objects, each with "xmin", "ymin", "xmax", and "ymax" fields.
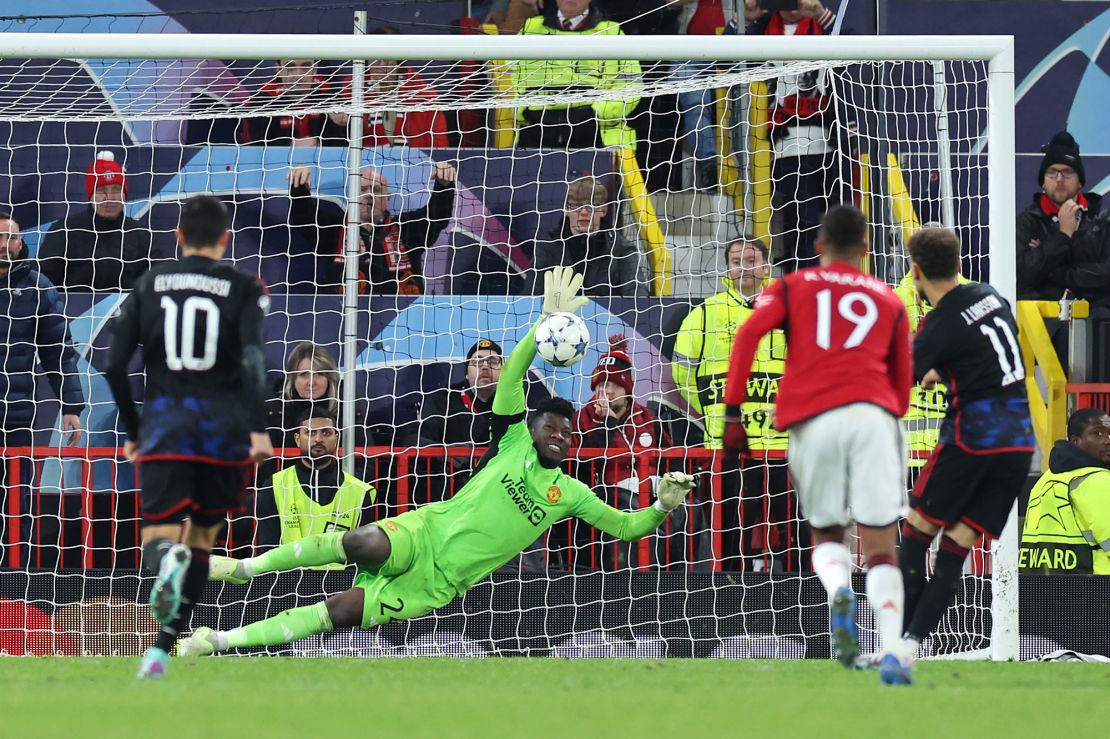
[
  {"xmin": 894, "ymin": 270, "xmax": 970, "ymax": 468},
  {"xmin": 512, "ymin": 7, "xmax": 642, "ymax": 150},
  {"xmin": 1021, "ymin": 410, "xmax": 1110, "ymax": 575},
  {"xmin": 256, "ymin": 409, "xmax": 377, "ymax": 566},
  {"xmin": 673, "ymin": 241, "xmax": 786, "ymax": 452}
]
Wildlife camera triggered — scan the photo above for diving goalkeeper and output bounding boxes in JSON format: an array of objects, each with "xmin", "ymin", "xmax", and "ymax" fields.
[{"xmin": 177, "ymin": 267, "xmax": 694, "ymax": 656}]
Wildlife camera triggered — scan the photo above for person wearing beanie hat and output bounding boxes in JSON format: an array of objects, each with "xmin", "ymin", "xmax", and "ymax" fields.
[
  {"xmin": 1017, "ymin": 130, "xmax": 1110, "ymax": 311},
  {"xmin": 38, "ymin": 150, "xmax": 162, "ymax": 291},
  {"xmin": 573, "ymin": 336, "xmax": 673, "ymax": 551}
]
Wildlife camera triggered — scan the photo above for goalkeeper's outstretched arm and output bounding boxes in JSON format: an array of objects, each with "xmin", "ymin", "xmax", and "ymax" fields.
[
  {"xmin": 571, "ymin": 472, "xmax": 696, "ymax": 541},
  {"xmin": 492, "ymin": 266, "xmax": 588, "ymax": 418}
]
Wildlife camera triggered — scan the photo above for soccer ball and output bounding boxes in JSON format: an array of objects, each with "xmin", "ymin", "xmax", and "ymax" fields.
[{"xmin": 535, "ymin": 312, "xmax": 590, "ymax": 367}]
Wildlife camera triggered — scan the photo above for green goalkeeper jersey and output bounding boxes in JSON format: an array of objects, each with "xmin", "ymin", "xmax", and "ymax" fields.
[{"xmin": 397, "ymin": 319, "xmax": 665, "ymax": 591}]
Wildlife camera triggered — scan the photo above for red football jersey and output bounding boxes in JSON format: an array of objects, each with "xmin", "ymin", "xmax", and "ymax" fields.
[{"xmin": 723, "ymin": 262, "xmax": 912, "ymax": 430}]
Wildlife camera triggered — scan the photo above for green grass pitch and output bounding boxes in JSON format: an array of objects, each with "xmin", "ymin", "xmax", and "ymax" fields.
[{"xmin": 2, "ymin": 657, "xmax": 1108, "ymax": 738}]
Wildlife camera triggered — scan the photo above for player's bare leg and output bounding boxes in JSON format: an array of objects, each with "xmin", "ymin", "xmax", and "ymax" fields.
[
  {"xmin": 138, "ymin": 520, "xmax": 222, "ymax": 679},
  {"xmin": 810, "ymin": 525, "xmax": 858, "ymax": 667},
  {"xmin": 900, "ymin": 514, "xmax": 978, "ymax": 660},
  {"xmin": 858, "ymin": 523, "xmax": 912, "ymax": 685}
]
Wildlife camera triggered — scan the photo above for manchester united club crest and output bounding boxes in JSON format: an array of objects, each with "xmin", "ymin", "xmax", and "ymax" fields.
[{"xmin": 546, "ymin": 486, "xmax": 562, "ymax": 505}]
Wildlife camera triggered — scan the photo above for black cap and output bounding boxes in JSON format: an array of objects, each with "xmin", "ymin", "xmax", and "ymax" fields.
[
  {"xmin": 1039, "ymin": 131, "xmax": 1085, "ymax": 186},
  {"xmin": 466, "ymin": 338, "xmax": 502, "ymax": 360}
]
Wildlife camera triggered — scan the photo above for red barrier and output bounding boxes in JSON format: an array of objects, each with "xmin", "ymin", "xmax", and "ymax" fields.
[{"xmin": 0, "ymin": 446, "xmax": 816, "ymax": 573}]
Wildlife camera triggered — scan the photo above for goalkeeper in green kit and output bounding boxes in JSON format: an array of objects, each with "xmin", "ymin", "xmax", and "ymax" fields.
[{"xmin": 177, "ymin": 267, "xmax": 694, "ymax": 656}]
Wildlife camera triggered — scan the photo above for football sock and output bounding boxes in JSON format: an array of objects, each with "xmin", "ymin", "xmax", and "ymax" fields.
[
  {"xmin": 223, "ymin": 602, "xmax": 334, "ymax": 650},
  {"xmin": 243, "ymin": 531, "xmax": 347, "ymax": 576},
  {"xmin": 157, "ymin": 548, "xmax": 209, "ymax": 653},
  {"xmin": 899, "ymin": 522, "xmax": 933, "ymax": 633},
  {"xmin": 141, "ymin": 538, "xmax": 174, "ymax": 574},
  {"xmin": 812, "ymin": 541, "xmax": 852, "ymax": 601},
  {"xmin": 864, "ymin": 560, "xmax": 905, "ymax": 657},
  {"xmin": 905, "ymin": 535, "xmax": 970, "ymax": 643}
]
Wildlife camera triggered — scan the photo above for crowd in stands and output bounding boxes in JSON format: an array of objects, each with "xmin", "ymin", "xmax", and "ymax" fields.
[{"xmin": 2, "ymin": 0, "xmax": 1107, "ymax": 574}]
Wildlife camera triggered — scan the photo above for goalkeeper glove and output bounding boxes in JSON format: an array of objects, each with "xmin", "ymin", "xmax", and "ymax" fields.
[
  {"xmin": 654, "ymin": 471, "xmax": 696, "ymax": 513},
  {"xmin": 542, "ymin": 266, "xmax": 588, "ymax": 316},
  {"xmin": 722, "ymin": 405, "xmax": 750, "ymax": 462}
]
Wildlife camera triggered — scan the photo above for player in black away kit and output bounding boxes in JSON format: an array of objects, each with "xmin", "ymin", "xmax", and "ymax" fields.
[
  {"xmin": 105, "ymin": 195, "xmax": 273, "ymax": 679},
  {"xmin": 897, "ymin": 226, "xmax": 1034, "ymax": 665}
]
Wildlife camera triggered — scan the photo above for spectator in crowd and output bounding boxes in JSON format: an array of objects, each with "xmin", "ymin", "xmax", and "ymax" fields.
[
  {"xmin": 287, "ymin": 162, "xmax": 456, "ymax": 295},
  {"xmin": 38, "ymin": 152, "xmax": 159, "ymax": 291},
  {"xmin": 1016, "ymin": 131, "xmax": 1110, "ymax": 314},
  {"xmin": 1020, "ymin": 408, "xmax": 1110, "ymax": 574},
  {"xmin": 266, "ymin": 341, "xmax": 341, "ymax": 449},
  {"xmin": 572, "ymin": 335, "xmax": 675, "ymax": 568},
  {"xmin": 511, "ymin": 0, "xmax": 642, "ymax": 149},
  {"xmin": 0, "ymin": 211, "xmax": 83, "ymax": 521},
  {"xmin": 325, "ymin": 26, "xmax": 448, "ymax": 150},
  {"xmin": 529, "ymin": 176, "xmax": 647, "ymax": 297},
  {"xmin": 674, "ymin": 237, "xmax": 804, "ymax": 571},
  {"xmin": 748, "ymin": 0, "xmax": 839, "ymax": 272},
  {"xmin": 253, "ymin": 407, "xmax": 377, "ymax": 551},
  {"xmin": 238, "ymin": 59, "xmax": 345, "ymax": 146},
  {"xmin": 671, "ymin": 0, "xmax": 729, "ymax": 190},
  {"xmin": 417, "ymin": 338, "xmax": 502, "ymax": 450},
  {"xmin": 573, "ymin": 335, "xmax": 671, "ymax": 491}
]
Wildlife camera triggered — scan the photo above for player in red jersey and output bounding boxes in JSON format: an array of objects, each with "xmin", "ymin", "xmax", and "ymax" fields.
[{"xmin": 722, "ymin": 205, "xmax": 914, "ymax": 685}]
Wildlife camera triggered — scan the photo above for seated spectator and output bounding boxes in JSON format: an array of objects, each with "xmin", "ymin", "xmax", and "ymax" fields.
[
  {"xmin": 238, "ymin": 59, "xmax": 344, "ymax": 146},
  {"xmin": 571, "ymin": 336, "xmax": 676, "ymax": 568},
  {"xmin": 1020, "ymin": 408, "xmax": 1110, "ymax": 574},
  {"xmin": 254, "ymin": 407, "xmax": 377, "ymax": 552},
  {"xmin": 416, "ymin": 338, "xmax": 502, "ymax": 449},
  {"xmin": 511, "ymin": 0, "xmax": 641, "ymax": 150},
  {"xmin": 38, "ymin": 152, "xmax": 160, "ymax": 291},
  {"xmin": 748, "ymin": 0, "xmax": 840, "ymax": 272},
  {"xmin": 266, "ymin": 341, "xmax": 340, "ymax": 449},
  {"xmin": 287, "ymin": 162, "xmax": 456, "ymax": 295},
  {"xmin": 529, "ymin": 176, "xmax": 647, "ymax": 296},
  {"xmin": 325, "ymin": 26, "xmax": 448, "ymax": 150},
  {"xmin": 1017, "ymin": 131, "xmax": 1110, "ymax": 314}
]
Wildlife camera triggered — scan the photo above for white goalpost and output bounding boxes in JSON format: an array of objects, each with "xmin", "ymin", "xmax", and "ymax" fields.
[{"xmin": 0, "ymin": 30, "xmax": 1017, "ymax": 660}]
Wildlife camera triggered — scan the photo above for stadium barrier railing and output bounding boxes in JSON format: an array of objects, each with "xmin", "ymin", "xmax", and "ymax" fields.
[{"xmin": 3, "ymin": 445, "xmax": 804, "ymax": 573}]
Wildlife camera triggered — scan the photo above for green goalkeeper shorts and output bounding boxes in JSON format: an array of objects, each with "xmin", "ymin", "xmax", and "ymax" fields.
[{"xmin": 353, "ymin": 513, "xmax": 460, "ymax": 629}]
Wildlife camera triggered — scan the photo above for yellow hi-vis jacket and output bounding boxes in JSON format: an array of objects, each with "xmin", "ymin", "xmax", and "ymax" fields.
[
  {"xmin": 512, "ymin": 15, "xmax": 642, "ymax": 149},
  {"xmin": 672, "ymin": 278, "xmax": 787, "ymax": 450},
  {"xmin": 272, "ymin": 465, "xmax": 376, "ymax": 570},
  {"xmin": 1021, "ymin": 441, "xmax": 1110, "ymax": 575}
]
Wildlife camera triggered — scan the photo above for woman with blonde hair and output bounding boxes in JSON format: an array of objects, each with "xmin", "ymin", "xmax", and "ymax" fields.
[{"xmin": 266, "ymin": 341, "xmax": 340, "ymax": 448}]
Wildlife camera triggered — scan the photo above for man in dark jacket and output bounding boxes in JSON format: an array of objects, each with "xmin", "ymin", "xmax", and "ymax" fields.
[
  {"xmin": 1016, "ymin": 131, "xmax": 1109, "ymax": 311},
  {"xmin": 417, "ymin": 338, "xmax": 502, "ymax": 451},
  {"xmin": 0, "ymin": 212, "xmax": 84, "ymax": 444},
  {"xmin": 287, "ymin": 162, "xmax": 456, "ymax": 295},
  {"xmin": 530, "ymin": 176, "xmax": 647, "ymax": 296},
  {"xmin": 38, "ymin": 151, "xmax": 160, "ymax": 291}
]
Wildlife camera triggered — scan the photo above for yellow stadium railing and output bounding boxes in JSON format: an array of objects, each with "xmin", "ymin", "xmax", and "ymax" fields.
[
  {"xmin": 1018, "ymin": 299, "xmax": 1090, "ymax": 464},
  {"xmin": 481, "ymin": 23, "xmax": 516, "ymax": 149},
  {"xmin": 746, "ymin": 80, "xmax": 773, "ymax": 249},
  {"xmin": 617, "ymin": 147, "xmax": 672, "ymax": 296}
]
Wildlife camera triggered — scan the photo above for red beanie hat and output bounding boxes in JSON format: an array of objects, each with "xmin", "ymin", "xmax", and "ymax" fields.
[
  {"xmin": 591, "ymin": 335, "xmax": 634, "ymax": 395},
  {"xmin": 85, "ymin": 151, "xmax": 128, "ymax": 201}
]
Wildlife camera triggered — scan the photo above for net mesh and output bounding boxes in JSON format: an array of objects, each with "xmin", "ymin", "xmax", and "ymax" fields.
[{"xmin": 0, "ymin": 39, "xmax": 1004, "ymax": 659}]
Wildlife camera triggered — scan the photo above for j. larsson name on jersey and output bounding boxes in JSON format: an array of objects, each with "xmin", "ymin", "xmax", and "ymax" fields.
[
  {"xmin": 153, "ymin": 273, "xmax": 232, "ymax": 298},
  {"xmin": 958, "ymin": 293, "xmax": 1004, "ymax": 326},
  {"xmin": 501, "ymin": 473, "xmax": 547, "ymax": 526}
]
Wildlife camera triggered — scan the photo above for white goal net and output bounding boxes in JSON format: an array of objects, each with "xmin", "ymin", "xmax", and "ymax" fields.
[{"xmin": 0, "ymin": 31, "xmax": 1017, "ymax": 660}]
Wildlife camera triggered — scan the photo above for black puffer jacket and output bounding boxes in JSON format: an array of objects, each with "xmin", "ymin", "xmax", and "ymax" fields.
[
  {"xmin": 1016, "ymin": 191, "xmax": 1109, "ymax": 306},
  {"xmin": 0, "ymin": 254, "xmax": 84, "ymax": 429},
  {"xmin": 38, "ymin": 209, "xmax": 158, "ymax": 291},
  {"xmin": 530, "ymin": 219, "xmax": 648, "ymax": 297}
]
